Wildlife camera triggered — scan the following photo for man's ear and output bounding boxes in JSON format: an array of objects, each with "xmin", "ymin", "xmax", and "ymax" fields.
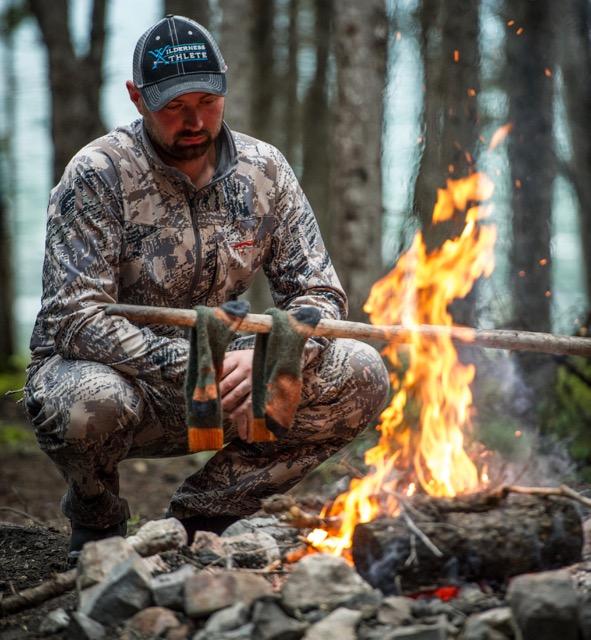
[{"xmin": 126, "ymin": 81, "xmax": 144, "ymax": 115}]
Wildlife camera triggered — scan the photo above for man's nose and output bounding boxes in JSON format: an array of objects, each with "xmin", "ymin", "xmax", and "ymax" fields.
[{"xmin": 183, "ymin": 108, "xmax": 204, "ymax": 129}]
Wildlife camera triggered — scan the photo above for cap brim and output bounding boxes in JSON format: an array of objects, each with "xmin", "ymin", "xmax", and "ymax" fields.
[{"xmin": 141, "ymin": 73, "xmax": 227, "ymax": 111}]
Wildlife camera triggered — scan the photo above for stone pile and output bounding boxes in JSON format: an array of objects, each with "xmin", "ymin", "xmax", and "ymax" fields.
[{"xmin": 37, "ymin": 516, "xmax": 591, "ymax": 640}]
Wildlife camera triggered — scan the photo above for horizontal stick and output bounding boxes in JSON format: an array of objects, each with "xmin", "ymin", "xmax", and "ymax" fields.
[{"xmin": 105, "ymin": 303, "xmax": 591, "ymax": 358}]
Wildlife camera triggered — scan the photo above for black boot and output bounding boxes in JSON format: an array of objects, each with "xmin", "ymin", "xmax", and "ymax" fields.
[
  {"xmin": 68, "ymin": 519, "xmax": 128, "ymax": 567},
  {"xmin": 179, "ymin": 514, "xmax": 240, "ymax": 543}
]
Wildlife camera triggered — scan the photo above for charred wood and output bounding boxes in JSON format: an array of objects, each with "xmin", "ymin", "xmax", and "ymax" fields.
[{"xmin": 352, "ymin": 494, "xmax": 583, "ymax": 595}]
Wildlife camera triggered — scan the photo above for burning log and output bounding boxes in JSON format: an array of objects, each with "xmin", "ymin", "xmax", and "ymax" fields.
[
  {"xmin": 351, "ymin": 493, "xmax": 583, "ymax": 595},
  {"xmin": 105, "ymin": 303, "xmax": 591, "ymax": 358}
]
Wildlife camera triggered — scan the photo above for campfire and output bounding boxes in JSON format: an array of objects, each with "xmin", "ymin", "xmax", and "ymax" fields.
[{"xmin": 307, "ymin": 170, "xmax": 498, "ymax": 559}]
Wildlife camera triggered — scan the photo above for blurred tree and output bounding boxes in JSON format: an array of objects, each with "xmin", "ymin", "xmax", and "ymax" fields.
[
  {"xmin": 301, "ymin": 0, "xmax": 332, "ymax": 241},
  {"xmin": 558, "ymin": 0, "xmax": 591, "ymax": 318},
  {"xmin": 164, "ymin": 0, "xmax": 210, "ymax": 25},
  {"xmin": 283, "ymin": 0, "xmax": 300, "ymax": 164},
  {"xmin": 28, "ymin": 0, "xmax": 108, "ymax": 183},
  {"xmin": 414, "ymin": 0, "xmax": 481, "ymax": 236},
  {"xmin": 413, "ymin": 0, "xmax": 482, "ymax": 326},
  {"xmin": 330, "ymin": 0, "xmax": 388, "ymax": 321},
  {"xmin": 0, "ymin": 184, "xmax": 15, "ymax": 371},
  {"xmin": 504, "ymin": 0, "xmax": 556, "ymax": 402}
]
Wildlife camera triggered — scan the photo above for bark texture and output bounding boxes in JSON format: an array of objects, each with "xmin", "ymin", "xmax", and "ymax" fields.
[
  {"xmin": 331, "ymin": 0, "xmax": 388, "ymax": 321},
  {"xmin": 352, "ymin": 494, "xmax": 583, "ymax": 595},
  {"xmin": 504, "ymin": 0, "xmax": 556, "ymax": 400},
  {"xmin": 28, "ymin": 0, "xmax": 108, "ymax": 183}
]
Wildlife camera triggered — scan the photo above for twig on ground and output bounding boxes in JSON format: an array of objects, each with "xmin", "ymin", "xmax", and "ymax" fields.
[
  {"xmin": 0, "ymin": 506, "xmax": 46, "ymax": 528},
  {"xmin": 401, "ymin": 510, "xmax": 443, "ymax": 558}
]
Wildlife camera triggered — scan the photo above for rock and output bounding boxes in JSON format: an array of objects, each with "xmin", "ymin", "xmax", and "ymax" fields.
[
  {"xmin": 151, "ymin": 564, "xmax": 197, "ymax": 609},
  {"xmin": 579, "ymin": 590, "xmax": 591, "ymax": 640},
  {"xmin": 252, "ymin": 597, "xmax": 309, "ymax": 640},
  {"xmin": 223, "ymin": 516, "xmax": 300, "ymax": 548},
  {"xmin": 190, "ymin": 531, "xmax": 227, "ymax": 567},
  {"xmin": 39, "ymin": 607, "xmax": 70, "ymax": 635},
  {"xmin": 281, "ymin": 554, "xmax": 374, "ymax": 613},
  {"xmin": 78, "ymin": 555, "xmax": 153, "ymax": 625},
  {"xmin": 387, "ymin": 618, "xmax": 447, "ymax": 639},
  {"xmin": 303, "ymin": 607, "xmax": 362, "ymax": 640},
  {"xmin": 194, "ymin": 623, "xmax": 257, "ymax": 640},
  {"xmin": 204, "ymin": 602, "xmax": 250, "ymax": 633},
  {"xmin": 166, "ymin": 624, "xmax": 193, "ymax": 640},
  {"xmin": 122, "ymin": 606, "xmax": 180, "ymax": 639},
  {"xmin": 507, "ymin": 570, "xmax": 579, "ymax": 640},
  {"xmin": 184, "ymin": 569, "xmax": 272, "ymax": 618},
  {"xmin": 222, "ymin": 531, "xmax": 281, "ymax": 569},
  {"xmin": 377, "ymin": 596, "xmax": 414, "ymax": 626},
  {"xmin": 126, "ymin": 518, "xmax": 188, "ymax": 556},
  {"xmin": 68, "ymin": 612, "xmax": 106, "ymax": 640},
  {"xmin": 461, "ymin": 607, "xmax": 517, "ymax": 640},
  {"xmin": 76, "ymin": 536, "xmax": 138, "ymax": 590}
]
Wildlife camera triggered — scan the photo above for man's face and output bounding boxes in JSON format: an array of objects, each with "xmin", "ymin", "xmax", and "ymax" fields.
[{"xmin": 137, "ymin": 90, "xmax": 225, "ymax": 162}]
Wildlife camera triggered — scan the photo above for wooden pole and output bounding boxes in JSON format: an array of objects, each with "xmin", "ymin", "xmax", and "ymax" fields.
[{"xmin": 105, "ymin": 303, "xmax": 591, "ymax": 358}]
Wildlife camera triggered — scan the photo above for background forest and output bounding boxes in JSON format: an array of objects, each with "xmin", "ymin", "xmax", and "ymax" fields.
[{"xmin": 0, "ymin": 0, "xmax": 590, "ymax": 478}]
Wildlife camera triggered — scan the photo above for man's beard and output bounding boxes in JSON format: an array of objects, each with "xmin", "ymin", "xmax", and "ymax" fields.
[{"xmin": 145, "ymin": 120, "xmax": 218, "ymax": 162}]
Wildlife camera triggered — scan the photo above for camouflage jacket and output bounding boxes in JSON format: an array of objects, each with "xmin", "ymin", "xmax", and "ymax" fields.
[{"xmin": 29, "ymin": 119, "xmax": 347, "ymax": 385}]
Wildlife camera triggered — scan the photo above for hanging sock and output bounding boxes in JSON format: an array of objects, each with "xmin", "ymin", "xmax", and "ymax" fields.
[
  {"xmin": 186, "ymin": 300, "xmax": 250, "ymax": 452},
  {"xmin": 251, "ymin": 306, "xmax": 322, "ymax": 442}
]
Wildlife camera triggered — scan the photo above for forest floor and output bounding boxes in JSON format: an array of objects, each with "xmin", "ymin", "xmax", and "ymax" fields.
[{"xmin": 0, "ymin": 392, "xmax": 347, "ymax": 638}]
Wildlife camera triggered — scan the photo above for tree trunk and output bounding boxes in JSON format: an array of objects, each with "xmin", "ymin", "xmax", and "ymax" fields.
[
  {"xmin": 283, "ymin": 0, "xmax": 300, "ymax": 165},
  {"xmin": 300, "ymin": 0, "xmax": 332, "ymax": 241},
  {"xmin": 557, "ymin": 0, "xmax": 591, "ymax": 318},
  {"xmin": 0, "ymin": 186, "xmax": 15, "ymax": 369},
  {"xmin": 28, "ymin": 0, "xmax": 108, "ymax": 183},
  {"xmin": 330, "ymin": 0, "xmax": 388, "ymax": 321},
  {"xmin": 164, "ymin": 0, "xmax": 210, "ymax": 26},
  {"xmin": 504, "ymin": 0, "xmax": 556, "ymax": 398},
  {"xmin": 413, "ymin": 0, "xmax": 482, "ymax": 326}
]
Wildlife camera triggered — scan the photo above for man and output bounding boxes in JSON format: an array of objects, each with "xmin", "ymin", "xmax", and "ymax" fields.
[{"xmin": 24, "ymin": 15, "xmax": 389, "ymax": 564}]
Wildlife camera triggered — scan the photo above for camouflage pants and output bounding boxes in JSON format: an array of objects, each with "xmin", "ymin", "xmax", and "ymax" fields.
[{"xmin": 24, "ymin": 339, "xmax": 389, "ymax": 529}]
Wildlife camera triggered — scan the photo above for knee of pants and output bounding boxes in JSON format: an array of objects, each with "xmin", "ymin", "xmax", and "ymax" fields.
[
  {"xmin": 24, "ymin": 356, "xmax": 144, "ymax": 453},
  {"xmin": 343, "ymin": 339, "xmax": 391, "ymax": 421}
]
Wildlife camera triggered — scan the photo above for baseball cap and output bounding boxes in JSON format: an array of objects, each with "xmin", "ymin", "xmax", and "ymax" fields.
[{"xmin": 133, "ymin": 15, "xmax": 227, "ymax": 111}]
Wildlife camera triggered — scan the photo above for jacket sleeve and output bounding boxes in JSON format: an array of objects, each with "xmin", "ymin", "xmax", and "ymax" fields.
[
  {"xmin": 263, "ymin": 152, "xmax": 348, "ymax": 322},
  {"xmin": 31, "ymin": 156, "xmax": 188, "ymax": 385}
]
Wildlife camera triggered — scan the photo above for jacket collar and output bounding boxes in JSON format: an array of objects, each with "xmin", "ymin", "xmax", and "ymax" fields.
[{"xmin": 135, "ymin": 118, "xmax": 238, "ymax": 190}]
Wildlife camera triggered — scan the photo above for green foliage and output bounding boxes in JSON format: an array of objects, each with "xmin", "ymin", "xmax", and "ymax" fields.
[
  {"xmin": 540, "ymin": 356, "xmax": 591, "ymax": 481},
  {"xmin": 0, "ymin": 423, "xmax": 35, "ymax": 450},
  {"xmin": 0, "ymin": 355, "xmax": 27, "ymax": 398}
]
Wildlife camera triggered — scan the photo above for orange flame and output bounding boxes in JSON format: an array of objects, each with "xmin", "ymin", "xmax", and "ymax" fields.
[{"xmin": 308, "ymin": 172, "xmax": 497, "ymax": 558}]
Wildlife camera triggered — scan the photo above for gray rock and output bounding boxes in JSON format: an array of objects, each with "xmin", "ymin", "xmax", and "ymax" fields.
[
  {"xmin": 68, "ymin": 612, "xmax": 106, "ymax": 640},
  {"xmin": 78, "ymin": 555, "xmax": 153, "ymax": 625},
  {"xmin": 122, "ymin": 606, "xmax": 180, "ymax": 638},
  {"xmin": 193, "ymin": 622, "xmax": 256, "ymax": 640},
  {"xmin": 76, "ymin": 536, "xmax": 138, "ymax": 590},
  {"xmin": 461, "ymin": 607, "xmax": 517, "ymax": 640},
  {"xmin": 184, "ymin": 569, "xmax": 272, "ymax": 618},
  {"xmin": 39, "ymin": 607, "xmax": 70, "ymax": 635},
  {"xmin": 303, "ymin": 607, "xmax": 362, "ymax": 640},
  {"xmin": 378, "ymin": 596, "xmax": 415, "ymax": 626},
  {"xmin": 151, "ymin": 564, "xmax": 197, "ymax": 609},
  {"xmin": 281, "ymin": 554, "xmax": 374, "ymax": 613},
  {"xmin": 579, "ymin": 590, "xmax": 591, "ymax": 640},
  {"xmin": 507, "ymin": 570, "xmax": 579, "ymax": 640},
  {"xmin": 386, "ymin": 618, "xmax": 447, "ymax": 639},
  {"xmin": 204, "ymin": 602, "xmax": 250, "ymax": 633},
  {"xmin": 190, "ymin": 531, "xmax": 227, "ymax": 567},
  {"xmin": 252, "ymin": 597, "xmax": 309, "ymax": 640},
  {"xmin": 222, "ymin": 531, "xmax": 281, "ymax": 569},
  {"xmin": 223, "ymin": 515, "xmax": 299, "ymax": 546}
]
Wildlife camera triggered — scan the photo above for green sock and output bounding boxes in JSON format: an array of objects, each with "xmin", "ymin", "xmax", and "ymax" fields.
[
  {"xmin": 186, "ymin": 300, "xmax": 250, "ymax": 451},
  {"xmin": 251, "ymin": 306, "xmax": 321, "ymax": 440}
]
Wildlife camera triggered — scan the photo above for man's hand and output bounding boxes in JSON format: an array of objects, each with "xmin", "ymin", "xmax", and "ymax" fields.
[{"xmin": 220, "ymin": 349, "xmax": 254, "ymax": 442}]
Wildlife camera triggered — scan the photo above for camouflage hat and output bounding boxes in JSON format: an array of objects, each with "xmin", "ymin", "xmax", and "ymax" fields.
[{"xmin": 133, "ymin": 15, "xmax": 228, "ymax": 111}]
